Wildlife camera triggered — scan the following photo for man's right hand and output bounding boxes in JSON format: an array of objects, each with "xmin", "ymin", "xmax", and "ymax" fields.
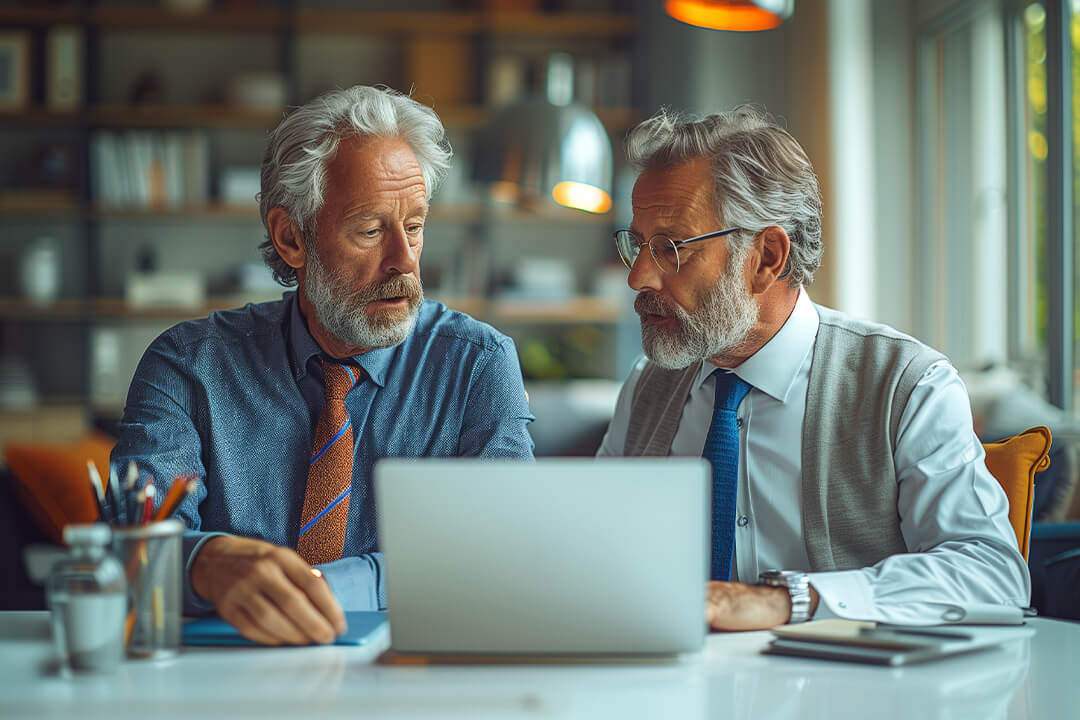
[{"xmin": 190, "ymin": 536, "xmax": 347, "ymax": 645}]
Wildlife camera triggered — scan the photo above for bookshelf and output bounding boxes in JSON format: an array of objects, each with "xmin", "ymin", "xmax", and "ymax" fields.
[{"xmin": 0, "ymin": 0, "xmax": 638, "ymax": 426}]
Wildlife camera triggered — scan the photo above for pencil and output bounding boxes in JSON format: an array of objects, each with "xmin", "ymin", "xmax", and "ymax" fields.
[
  {"xmin": 153, "ymin": 476, "xmax": 199, "ymax": 522},
  {"xmin": 86, "ymin": 460, "xmax": 108, "ymax": 523}
]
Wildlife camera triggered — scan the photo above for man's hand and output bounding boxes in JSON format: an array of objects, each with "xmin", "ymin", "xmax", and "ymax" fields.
[
  {"xmin": 705, "ymin": 581, "xmax": 820, "ymax": 631},
  {"xmin": 190, "ymin": 536, "xmax": 347, "ymax": 645}
]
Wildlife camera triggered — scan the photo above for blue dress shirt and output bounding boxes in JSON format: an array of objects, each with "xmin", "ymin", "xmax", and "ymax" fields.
[{"xmin": 111, "ymin": 291, "xmax": 535, "ymax": 614}]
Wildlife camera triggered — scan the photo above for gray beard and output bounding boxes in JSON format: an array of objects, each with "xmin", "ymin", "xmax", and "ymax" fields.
[
  {"xmin": 636, "ymin": 248, "xmax": 759, "ymax": 370},
  {"xmin": 303, "ymin": 246, "xmax": 423, "ymax": 350}
]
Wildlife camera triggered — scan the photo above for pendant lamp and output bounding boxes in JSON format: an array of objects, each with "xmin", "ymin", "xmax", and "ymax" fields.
[
  {"xmin": 472, "ymin": 54, "xmax": 613, "ymax": 214},
  {"xmin": 665, "ymin": 0, "xmax": 794, "ymax": 32}
]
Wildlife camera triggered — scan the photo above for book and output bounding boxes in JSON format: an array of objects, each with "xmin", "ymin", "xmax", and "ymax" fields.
[
  {"xmin": 763, "ymin": 619, "xmax": 1035, "ymax": 666},
  {"xmin": 46, "ymin": 27, "xmax": 82, "ymax": 111},
  {"xmin": 183, "ymin": 611, "xmax": 387, "ymax": 647}
]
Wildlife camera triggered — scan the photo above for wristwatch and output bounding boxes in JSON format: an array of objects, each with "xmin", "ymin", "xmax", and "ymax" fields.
[{"xmin": 758, "ymin": 569, "xmax": 812, "ymax": 624}]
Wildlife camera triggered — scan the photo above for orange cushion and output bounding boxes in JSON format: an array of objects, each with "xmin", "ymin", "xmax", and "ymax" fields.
[
  {"xmin": 4, "ymin": 432, "xmax": 116, "ymax": 544},
  {"xmin": 982, "ymin": 426, "xmax": 1052, "ymax": 560}
]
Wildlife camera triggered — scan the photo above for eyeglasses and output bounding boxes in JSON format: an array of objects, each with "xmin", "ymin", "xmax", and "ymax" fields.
[{"xmin": 613, "ymin": 227, "xmax": 743, "ymax": 274}]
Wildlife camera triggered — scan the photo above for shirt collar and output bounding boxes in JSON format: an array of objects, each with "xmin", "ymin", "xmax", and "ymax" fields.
[
  {"xmin": 286, "ymin": 290, "xmax": 393, "ymax": 389},
  {"xmin": 690, "ymin": 289, "xmax": 819, "ymax": 404}
]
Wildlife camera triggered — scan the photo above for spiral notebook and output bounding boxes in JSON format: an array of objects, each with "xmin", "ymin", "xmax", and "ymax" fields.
[{"xmin": 183, "ymin": 611, "xmax": 387, "ymax": 647}]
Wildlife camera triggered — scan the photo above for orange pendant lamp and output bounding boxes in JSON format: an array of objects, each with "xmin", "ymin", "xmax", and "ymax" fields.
[{"xmin": 665, "ymin": 0, "xmax": 794, "ymax": 32}]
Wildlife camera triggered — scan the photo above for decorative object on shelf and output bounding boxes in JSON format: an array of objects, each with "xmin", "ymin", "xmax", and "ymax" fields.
[
  {"xmin": 486, "ymin": 55, "xmax": 525, "ymax": 107},
  {"xmin": 224, "ymin": 73, "xmax": 286, "ymax": 112},
  {"xmin": 164, "ymin": 0, "xmax": 212, "ymax": 12},
  {"xmin": 0, "ymin": 351, "xmax": 38, "ymax": 411},
  {"xmin": 21, "ymin": 142, "xmax": 75, "ymax": 190},
  {"xmin": 129, "ymin": 70, "xmax": 165, "ymax": 105},
  {"xmin": 506, "ymin": 257, "xmax": 575, "ymax": 300},
  {"xmin": 472, "ymin": 53, "xmax": 613, "ymax": 214},
  {"xmin": 665, "ymin": 0, "xmax": 794, "ymax": 31},
  {"xmin": 46, "ymin": 26, "xmax": 83, "ymax": 111},
  {"xmin": 19, "ymin": 237, "xmax": 61, "ymax": 306},
  {"xmin": 125, "ymin": 271, "xmax": 206, "ymax": 310},
  {"xmin": 0, "ymin": 32, "xmax": 29, "ymax": 112},
  {"xmin": 219, "ymin": 166, "xmax": 261, "ymax": 207},
  {"xmin": 406, "ymin": 34, "xmax": 473, "ymax": 105}
]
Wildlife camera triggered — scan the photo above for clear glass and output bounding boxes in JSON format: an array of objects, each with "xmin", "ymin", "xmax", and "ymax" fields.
[
  {"xmin": 46, "ymin": 524, "xmax": 126, "ymax": 674},
  {"xmin": 111, "ymin": 519, "xmax": 183, "ymax": 659},
  {"xmin": 614, "ymin": 227, "xmax": 742, "ymax": 273}
]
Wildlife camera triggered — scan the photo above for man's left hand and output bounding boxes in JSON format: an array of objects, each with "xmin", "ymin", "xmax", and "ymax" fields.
[{"xmin": 705, "ymin": 581, "xmax": 819, "ymax": 631}]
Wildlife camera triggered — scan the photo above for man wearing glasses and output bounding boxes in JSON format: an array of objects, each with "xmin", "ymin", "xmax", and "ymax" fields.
[{"xmin": 598, "ymin": 106, "xmax": 1029, "ymax": 631}]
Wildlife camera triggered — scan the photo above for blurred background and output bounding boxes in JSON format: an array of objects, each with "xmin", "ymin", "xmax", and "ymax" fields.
[{"xmin": 0, "ymin": 0, "xmax": 1078, "ymax": 485}]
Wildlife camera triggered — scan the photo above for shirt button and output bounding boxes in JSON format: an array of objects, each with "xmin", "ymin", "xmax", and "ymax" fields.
[
  {"xmin": 838, "ymin": 602, "xmax": 847, "ymax": 609},
  {"xmin": 737, "ymin": 515, "xmax": 749, "ymax": 527},
  {"xmin": 736, "ymin": 418, "xmax": 744, "ymax": 429}
]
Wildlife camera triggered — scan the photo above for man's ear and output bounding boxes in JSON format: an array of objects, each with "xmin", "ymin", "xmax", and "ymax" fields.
[
  {"xmin": 267, "ymin": 207, "xmax": 307, "ymax": 269},
  {"xmin": 748, "ymin": 226, "xmax": 790, "ymax": 295}
]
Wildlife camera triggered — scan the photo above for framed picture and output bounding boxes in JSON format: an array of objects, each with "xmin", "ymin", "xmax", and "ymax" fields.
[{"xmin": 0, "ymin": 32, "xmax": 30, "ymax": 112}]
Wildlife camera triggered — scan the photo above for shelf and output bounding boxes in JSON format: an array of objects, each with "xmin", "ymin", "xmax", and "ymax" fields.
[
  {"xmin": 0, "ymin": 109, "xmax": 80, "ymax": 126},
  {"xmin": 0, "ymin": 7, "xmax": 81, "ymax": 26},
  {"xmin": 434, "ymin": 296, "xmax": 621, "ymax": 325},
  {"xmin": 428, "ymin": 203, "xmax": 613, "ymax": 224},
  {"xmin": 83, "ymin": 103, "xmax": 634, "ymax": 131},
  {"xmin": 88, "ymin": 6, "xmax": 284, "ymax": 31},
  {"xmin": 92, "ymin": 204, "xmax": 257, "ymax": 219},
  {"xmin": 0, "ymin": 299, "xmax": 85, "ymax": 321},
  {"xmin": 87, "ymin": 104, "xmax": 283, "ymax": 129},
  {"xmin": 296, "ymin": 11, "xmax": 484, "ymax": 35},
  {"xmin": 71, "ymin": 8, "xmax": 632, "ymax": 37},
  {"xmin": 0, "ymin": 191, "xmax": 80, "ymax": 215}
]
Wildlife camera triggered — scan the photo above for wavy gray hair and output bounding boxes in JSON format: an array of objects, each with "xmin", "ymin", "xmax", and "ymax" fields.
[
  {"xmin": 625, "ymin": 105, "xmax": 822, "ymax": 288},
  {"xmin": 258, "ymin": 85, "xmax": 453, "ymax": 286}
]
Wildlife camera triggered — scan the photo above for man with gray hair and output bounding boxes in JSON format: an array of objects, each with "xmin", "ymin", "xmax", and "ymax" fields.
[
  {"xmin": 112, "ymin": 86, "xmax": 534, "ymax": 645},
  {"xmin": 598, "ymin": 106, "xmax": 1029, "ymax": 630}
]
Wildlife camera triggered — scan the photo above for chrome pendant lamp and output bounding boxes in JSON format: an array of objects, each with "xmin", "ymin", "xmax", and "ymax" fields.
[
  {"xmin": 665, "ymin": 0, "xmax": 794, "ymax": 32},
  {"xmin": 472, "ymin": 54, "xmax": 613, "ymax": 214}
]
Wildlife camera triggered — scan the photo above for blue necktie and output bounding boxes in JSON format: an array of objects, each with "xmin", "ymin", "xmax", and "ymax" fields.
[{"xmin": 703, "ymin": 370, "xmax": 751, "ymax": 581}]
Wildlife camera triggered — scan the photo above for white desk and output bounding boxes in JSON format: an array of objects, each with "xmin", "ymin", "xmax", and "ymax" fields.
[{"xmin": 0, "ymin": 613, "xmax": 1076, "ymax": 719}]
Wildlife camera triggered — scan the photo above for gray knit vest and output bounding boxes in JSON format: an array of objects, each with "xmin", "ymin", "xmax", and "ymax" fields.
[{"xmin": 622, "ymin": 304, "xmax": 946, "ymax": 571}]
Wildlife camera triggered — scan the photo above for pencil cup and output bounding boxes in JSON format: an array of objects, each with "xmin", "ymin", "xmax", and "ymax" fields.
[{"xmin": 111, "ymin": 519, "xmax": 183, "ymax": 659}]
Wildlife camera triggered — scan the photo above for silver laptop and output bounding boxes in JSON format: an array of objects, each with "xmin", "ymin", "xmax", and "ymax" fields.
[{"xmin": 374, "ymin": 457, "xmax": 709, "ymax": 656}]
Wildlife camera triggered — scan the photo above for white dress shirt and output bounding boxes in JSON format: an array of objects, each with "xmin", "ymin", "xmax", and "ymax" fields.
[{"xmin": 598, "ymin": 290, "xmax": 1030, "ymax": 624}]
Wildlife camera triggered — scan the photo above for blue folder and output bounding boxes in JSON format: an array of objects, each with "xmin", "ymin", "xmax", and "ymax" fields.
[{"xmin": 182, "ymin": 611, "xmax": 387, "ymax": 647}]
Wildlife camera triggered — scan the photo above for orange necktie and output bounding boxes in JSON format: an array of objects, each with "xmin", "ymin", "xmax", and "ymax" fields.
[{"xmin": 297, "ymin": 360, "xmax": 361, "ymax": 565}]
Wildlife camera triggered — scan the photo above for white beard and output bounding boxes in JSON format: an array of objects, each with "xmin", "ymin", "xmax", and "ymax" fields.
[
  {"xmin": 636, "ymin": 248, "xmax": 759, "ymax": 370},
  {"xmin": 304, "ymin": 247, "xmax": 423, "ymax": 350}
]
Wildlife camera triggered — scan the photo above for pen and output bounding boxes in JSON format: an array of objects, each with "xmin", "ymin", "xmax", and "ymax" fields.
[
  {"xmin": 124, "ymin": 461, "xmax": 139, "ymax": 525},
  {"xmin": 107, "ymin": 465, "xmax": 125, "ymax": 526},
  {"xmin": 141, "ymin": 484, "xmax": 156, "ymax": 527}
]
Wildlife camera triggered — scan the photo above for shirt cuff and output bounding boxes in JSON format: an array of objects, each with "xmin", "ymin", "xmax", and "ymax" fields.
[
  {"xmin": 807, "ymin": 569, "xmax": 877, "ymax": 621},
  {"xmin": 182, "ymin": 531, "xmax": 231, "ymax": 616}
]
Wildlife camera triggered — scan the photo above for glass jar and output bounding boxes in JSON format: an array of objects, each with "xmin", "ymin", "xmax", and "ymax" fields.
[{"xmin": 46, "ymin": 523, "xmax": 127, "ymax": 673}]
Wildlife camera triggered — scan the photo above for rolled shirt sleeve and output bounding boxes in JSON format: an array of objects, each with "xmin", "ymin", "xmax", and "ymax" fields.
[{"xmin": 807, "ymin": 361, "xmax": 1031, "ymax": 624}]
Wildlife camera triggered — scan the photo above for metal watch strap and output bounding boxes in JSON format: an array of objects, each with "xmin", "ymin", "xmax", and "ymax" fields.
[{"xmin": 759, "ymin": 570, "xmax": 812, "ymax": 624}]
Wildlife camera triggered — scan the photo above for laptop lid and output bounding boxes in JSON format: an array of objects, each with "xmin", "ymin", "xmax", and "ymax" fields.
[{"xmin": 374, "ymin": 457, "xmax": 709, "ymax": 655}]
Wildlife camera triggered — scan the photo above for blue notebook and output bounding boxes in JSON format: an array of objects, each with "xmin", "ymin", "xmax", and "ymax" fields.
[{"xmin": 183, "ymin": 611, "xmax": 387, "ymax": 647}]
